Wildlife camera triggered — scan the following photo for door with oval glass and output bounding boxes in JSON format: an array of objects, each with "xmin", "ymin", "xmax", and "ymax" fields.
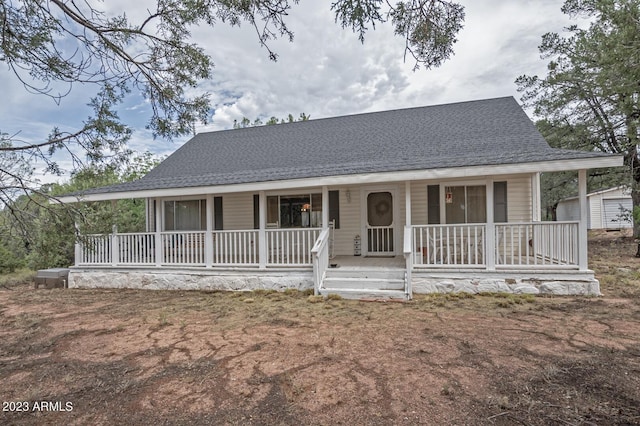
[{"xmin": 365, "ymin": 190, "xmax": 395, "ymax": 255}]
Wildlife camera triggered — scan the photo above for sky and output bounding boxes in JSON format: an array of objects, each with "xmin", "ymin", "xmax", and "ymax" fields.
[{"xmin": 0, "ymin": 0, "xmax": 583, "ymax": 183}]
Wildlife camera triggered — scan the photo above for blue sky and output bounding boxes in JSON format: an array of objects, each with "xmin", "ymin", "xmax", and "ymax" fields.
[{"xmin": 0, "ymin": 0, "xmax": 583, "ymax": 183}]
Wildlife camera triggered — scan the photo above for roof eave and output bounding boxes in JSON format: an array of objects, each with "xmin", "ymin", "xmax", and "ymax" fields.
[{"xmin": 55, "ymin": 155, "xmax": 624, "ymax": 203}]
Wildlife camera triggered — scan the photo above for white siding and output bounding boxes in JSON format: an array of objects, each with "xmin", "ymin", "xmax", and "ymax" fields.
[
  {"xmin": 332, "ymin": 186, "xmax": 361, "ymax": 256},
  {"xmin": 557, "ymin": 187, "xmax": 631, "ymax": 229},
  {"xmin": 506, "ymin": 176, "xmax": 532, "ymax": 222},
  {"xmin": 556, "ymin": 199, "xmax": 581, "ymax": 221},
  {"xmin": 222, "ymin": 192, "xmax": 255, "ymax": 230}
]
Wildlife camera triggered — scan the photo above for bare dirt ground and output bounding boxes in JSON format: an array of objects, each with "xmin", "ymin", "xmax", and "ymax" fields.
[{"xmin": 1, "ymin": 231, "xmax": 640, "ymax": 425}]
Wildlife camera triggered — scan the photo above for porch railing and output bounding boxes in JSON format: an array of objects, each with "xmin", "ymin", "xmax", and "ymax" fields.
[
  {"xmin": 412, "ymin": 224, "xmax": 486, "ymax": 267},
  {"xmin": 495, "ymin": 222, "xmax": 579, "ymax": 268},
  {"xmin": 76, "ymin": 228, "xmax": 321, "ymax": 268},
  {"xmin": 212, "ymin": 230, "xmax": 258, "ymax": 266},
  {"xmin": 411, "ymin": 222, "xmax": 580, "ymax": 269},
  {"xmin": 117, "ymin": 232, "xmax": 155, "ymax": 265},
  {"xmin": 311, "ymin": 228, "xmax": 331, "ymax": 295},
  {"xmin": 161, "ymin": 231, "xmax": 206, "ymax": 266},
  {"xmin": 266, "ymin": 228, "xmax": 321, "ymax": 266}
]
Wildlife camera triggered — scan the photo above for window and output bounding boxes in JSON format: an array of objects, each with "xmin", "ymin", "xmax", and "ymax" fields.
[
  {"xmin": 164, "ymin": 199, "xmax": 206, "ymax": 231},
  {"xmin": 445, "ymin": 185, "xmax": 486, "ymax": 224},
  {"xmin": 266, "ymin": 194, "xmax": 323, "ymax": 228},
  {"xmin": 427, "ymin": 182, "xmax": 508, "ymax": 224}
]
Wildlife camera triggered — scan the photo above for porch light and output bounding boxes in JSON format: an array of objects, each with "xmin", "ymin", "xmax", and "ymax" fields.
[{"xmin": 346, "ymin": 189, "xmax": 351, "ymax": 203}]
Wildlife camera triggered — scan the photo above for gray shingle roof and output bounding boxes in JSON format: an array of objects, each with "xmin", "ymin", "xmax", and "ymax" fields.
[{"xmin": 78, "ymin": 96, "xmax": 613, "ymax": 195}]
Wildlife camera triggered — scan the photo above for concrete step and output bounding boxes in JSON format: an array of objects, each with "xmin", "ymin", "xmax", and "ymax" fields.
[
  {"xmin": 322, "ymin": 276, "xmax": 405, "ymax": 291},
  {"xmin": 318, "ymin": 288, "xmax": 408, "ymax": 301},
  {"xmin": 324, "ymin": 268, "xmax": 405, "ymax": 280}
]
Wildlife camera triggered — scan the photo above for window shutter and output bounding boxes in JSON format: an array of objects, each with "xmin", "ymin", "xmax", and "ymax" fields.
[
  {"xmin": 494, "ymin": 182, "xmax": 508, "ymax": 223},
  {"xmin": 329, "ymin": 190, "xmax": 340, "ymax": 229},
  {"xmin": 253, "ymin": 194, "xmax": 259, "ymax": 229},
  {"xmin": 427, "ymin": 185, "xmax": 440, "ymax": 224},
  {"xmin": 214, "ymin": 196, "xmax": 223, "ymax": 230}
]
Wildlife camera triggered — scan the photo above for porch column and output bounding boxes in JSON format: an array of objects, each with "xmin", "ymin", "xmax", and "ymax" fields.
[
  {"xmin": 155, "ymin": 198, "xmax": 162, "ymax": 267},
  {"xmin": 205, "ymin": 194, "xmax": 214, "ymax": 268},
  {"xmin": 405, "ymin": 181, "xmax": 411, "ymax": 226},
  {"xmin": 322, "ymin": 186, "xmax": 329, "ymax": 229},
  {"xmin": 74, "ymin": 221, "xmax": 81, "ymax": 267},
  {"xmin": 531, "ymin": 172, "xmax": 541, "ymax": 221},
  {"xmin": 111, "ymin": 223, "xmax": 118, "ymax": 266},
  {"xmin": 485, "ymin": 178, "xmax": 496, "ymax": 271},
  {"xmin": 258, "ymin": 191, "xmax": 267, "ymax": 269},
  {"xmin": 578, "ymin": 169, "xmax": 588, "ymax": 271}
]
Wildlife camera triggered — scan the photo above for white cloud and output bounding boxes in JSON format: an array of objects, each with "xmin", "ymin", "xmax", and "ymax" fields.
[{"xmin": 1, "ymin": 0, "xmax": 579, "ymax": 181}]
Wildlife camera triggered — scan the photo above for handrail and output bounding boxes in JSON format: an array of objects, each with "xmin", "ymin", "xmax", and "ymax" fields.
[{"xmin": 311, "ymin": 228, "xmax": 331, "ymax": 296}]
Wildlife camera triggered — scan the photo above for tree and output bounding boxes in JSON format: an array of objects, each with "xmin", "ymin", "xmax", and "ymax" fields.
[
  {"xmin": 1, "ymin": 1, "xmax": 464, "ymax": 243},
  {"xmin": 516, "ymin": 0, "xmax": 640, "ymax": 232},
  {"xmin": 233, "ymin": 112, "xmax": 310, "ymax": 129},
  {"xmin": 0, "ymin": 152, "xmax": 160, "ymax": 270}
]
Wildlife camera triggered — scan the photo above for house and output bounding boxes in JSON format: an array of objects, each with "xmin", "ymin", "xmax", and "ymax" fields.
[
  {"xmin": 557, "ymin": 186, "xmax": 632, "ymax": 230},
  {"xmin": 58, "ymin": 97, "xmax": 623, "ymax": 299}
]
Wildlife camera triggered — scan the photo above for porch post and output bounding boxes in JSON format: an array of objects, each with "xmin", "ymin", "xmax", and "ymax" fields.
[
  {"xmin": 405, "ymin": 181, "xmax": 411, "ymax": 227},
  {"xmin": 205, "ymin": 194, "xmax": 214, "ymax": 268},
  {"xmin": 74, "ymin": 221, "xmax": 81, "ymax": 267},
  {"xmin": 322, "ymin": 186, "xmax": 329, "ymax": 229},
  {"xmin": 155, "ymin": 198, "xmax": 162, "ymax": 267},
  {"xmin": 485, "ymin": 178, "xmax": 495, "ymax": 271},
  {"xmin": 578, "ymin": 169, "xmax": 588, "ymax": 271},
  {"xmin": 531, "ymin": 172, "xmax": 541, "ymax": 221},
  {"xmin": 111, "ymin": 224, "xmax": 118, "ymax": 266},
  {"xmin": 259, "ymin": 191, "xmax": 267, "ymax": 269}
]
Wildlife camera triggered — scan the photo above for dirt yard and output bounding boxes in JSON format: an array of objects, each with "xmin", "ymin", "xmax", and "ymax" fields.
[{"xmin": 1, "ymin": 231, "xmax": 639, "ymax": 425}]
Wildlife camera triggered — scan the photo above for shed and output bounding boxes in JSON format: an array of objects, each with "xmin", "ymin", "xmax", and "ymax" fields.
[{"xmin": 557, "ymin": 186, "xmax": 632, "ymax": 229}]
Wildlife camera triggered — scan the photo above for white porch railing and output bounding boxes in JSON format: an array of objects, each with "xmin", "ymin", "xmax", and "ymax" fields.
[
  {"xmin": 412, "ymin": 224, "xmax": 486, "ymax": 267},
  {"xmin": 366, "ymin": 225, "xmax": 394, "ymax": 254},
  {"xmin": 266, "ymin": 228, "xmax": 321, "ymax": 266},
  {"xmin": 78, "ymin": 234, "xmax": 112, "ymax": 265},
  {"xmin": 311, "ymin": 228, "xmax": 331, "ymax": 295},
  {"xmin": 410, "ymin": 222, "xmax": 580, "ymax": 269},
  {"xmin": 161, "ymin": 231, "xmax": 206, "ymax": 266},
  {"xmin": 117, "ymin": 232, "xmax": 156, "ymax": 265},
  {"xmin": 212, "ymin": 230, "xmax": 258, "ymax": 266},
  {"xmin": 495, "ymin": 222, "xmax": 579, "ymax": 268},
  {"xmin": 76, "ymin": 229, "xmax": 321, "ymax": 268}
]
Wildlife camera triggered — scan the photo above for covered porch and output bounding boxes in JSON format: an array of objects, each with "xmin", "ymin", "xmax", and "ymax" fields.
[{"xmin": 72, "ymin": 169, "xmax": 595, "ymax": 299}]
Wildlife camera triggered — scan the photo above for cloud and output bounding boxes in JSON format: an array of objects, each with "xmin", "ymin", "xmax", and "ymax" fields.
[{"xmin": 1, "ymin": 0, "xmax": 577, "ymax": 180}]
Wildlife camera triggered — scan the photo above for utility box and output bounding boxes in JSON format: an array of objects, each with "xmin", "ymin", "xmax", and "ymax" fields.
[
  {"xmin": 35, "ymin": 268, "xmax": 70, "ymax": 289},
  {"xmin": 354, "ymin": 235, "xmax": 361, "ymax": 256}
]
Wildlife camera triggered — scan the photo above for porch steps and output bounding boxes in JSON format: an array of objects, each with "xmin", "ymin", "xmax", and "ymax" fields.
[{"xmin": 319, "ymin": 268, "xmax": 408, "ymax": 300}]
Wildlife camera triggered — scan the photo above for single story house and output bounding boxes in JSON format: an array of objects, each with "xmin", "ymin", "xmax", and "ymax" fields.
[
  {"xmin": 59, "ymin": 97, "xmax": 623, "ymax": 299},
  {"xmin": 557, "ymin": 186, "xmax": 632, "ymax": 230}
]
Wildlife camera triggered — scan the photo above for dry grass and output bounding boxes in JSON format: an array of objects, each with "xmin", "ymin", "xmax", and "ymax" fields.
[{"xmin": 0, "ymin": 231, "xmax": 639, "ymax": 425}]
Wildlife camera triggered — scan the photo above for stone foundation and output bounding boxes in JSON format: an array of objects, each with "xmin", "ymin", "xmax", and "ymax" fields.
[
  {"xmin": 411, "ymin": 273, "xmax": 600, "ymax": 296},
  {"xmin": 69, "ymin": 269, "xmax": 314, "ymax": 292},
  {"xmin": 69, "ymin": 268, "xmax": 601, "ymax": 296}
]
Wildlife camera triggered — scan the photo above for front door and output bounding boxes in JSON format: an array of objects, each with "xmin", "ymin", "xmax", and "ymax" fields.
[{"xmin": 365, "ymin": 191, "xmax": 395, "ymax": 256}]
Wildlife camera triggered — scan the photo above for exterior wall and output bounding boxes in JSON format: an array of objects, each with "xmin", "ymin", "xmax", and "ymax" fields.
[
  {"xmin": 506, "ymin": 175, "xmax": 533, "ymax": 222},
  {"xmin": 556, "ymin": 199, "xmax": 582, "ymax": 223},
  {"xmin": 222, "ymin": 192, "xmax": 254, "ymax": 230},
  {"xmin": 331, "ymin": 185, "xmax": 362, "ymax": 256},
  {"xmin": 589, "ymin": 188, "xmax": 631, "ymax": 229}
]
